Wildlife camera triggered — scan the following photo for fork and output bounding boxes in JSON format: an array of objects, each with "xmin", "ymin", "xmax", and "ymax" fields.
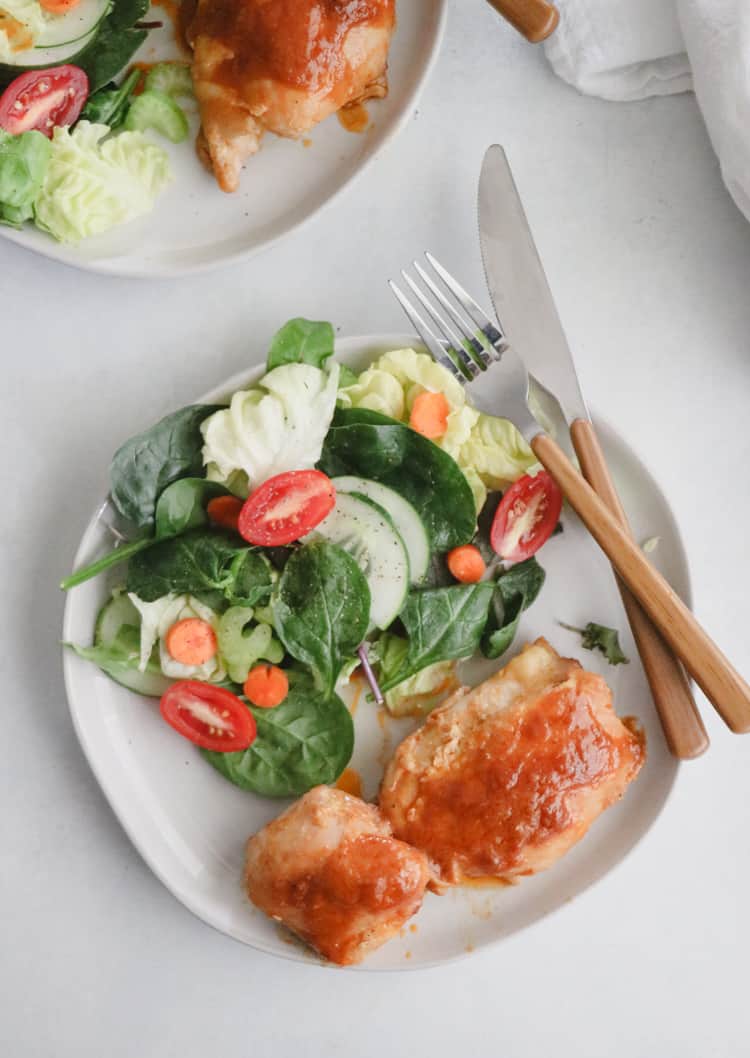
[{"xmin": 391, "ymin": 254, "xmax": 750, "ymax": 734}]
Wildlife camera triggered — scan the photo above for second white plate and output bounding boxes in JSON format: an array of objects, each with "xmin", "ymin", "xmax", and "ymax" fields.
[{"xmin": 0, "ymin": 2, "xmax": 447, "ymax": 277}]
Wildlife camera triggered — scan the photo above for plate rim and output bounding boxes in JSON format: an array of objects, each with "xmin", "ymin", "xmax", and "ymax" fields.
[
  {"xmin": 0, "ymin": 3, "xmax": 449, "ymax": 279},
  {"xmin": 62, "ymin": 332, "xmax": 689, "ymax": 970}
]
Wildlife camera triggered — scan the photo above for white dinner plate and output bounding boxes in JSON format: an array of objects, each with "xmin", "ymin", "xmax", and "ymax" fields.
[
  {"xmin": 62, "ymin": 334, "xmax": 686, "ymax": 970},
  {"xmin": 0, "ymin": 3, "xmax": 447, "ymax": 277}
]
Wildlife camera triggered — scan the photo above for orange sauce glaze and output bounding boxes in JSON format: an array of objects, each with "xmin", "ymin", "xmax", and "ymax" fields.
[
  {"xmin": 338, "ymin": 100, "xmax": 369, "ymax": 132},
  {"xmin": 396, "ymin": 677, "xmax": 644, "ymax": 880},
  {"xmin": 276, "ymin": 834, "xmax": 426, "ymax": 964},
  {"xmin": 189, "ymin": 0, "xmax": 395, "ymax": 93},
  {"xmin": 335, "ymin": 768, "xmax": 363, "ymax": 798}
]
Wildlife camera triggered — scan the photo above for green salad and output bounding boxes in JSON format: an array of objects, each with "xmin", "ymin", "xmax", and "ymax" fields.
[
  {"xmin": 0, "ymin": 0, "xmax": 192, "ymax": 244},
  {"xmin": 63, "ymin": 319, "xmax": 567, "ymax": 798}
]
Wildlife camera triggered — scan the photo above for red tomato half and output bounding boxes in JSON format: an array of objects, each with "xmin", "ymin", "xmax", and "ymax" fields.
[
  {"xmin": 490, "ymin": 471, "xmax": 563, "ymax": 562},
  {"xmin": 238, "ymin": 470, "xmax": 336, "ymax": 546},
  {"xmin": 160, "ymin": 681, "xmax": 256, "ymax": 753},
  {"xmin": 0, "ymin": 65, "xmax": 88, "ymax": 137}
]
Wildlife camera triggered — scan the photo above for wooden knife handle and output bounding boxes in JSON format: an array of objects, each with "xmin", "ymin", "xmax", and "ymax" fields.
[
  {"xmin": 570, "ymin": 419, "xmax": 709, "ymax": 759},
  {"xmin": 530, "ymin": 430, "xmax": 750, "ymax": 734},
  {"xmin": 486, "ymin": 0, "xmax": 560, "ymax": 43}
]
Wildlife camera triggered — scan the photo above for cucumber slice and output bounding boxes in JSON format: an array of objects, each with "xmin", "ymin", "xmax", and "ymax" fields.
[
  {"xmin": 332, "ymin": 477, "xmax": 430, "ymax": 584},
  {"xmin": 36, "ymin": 0, "xmax": 112, "ymax": 49},
  {"xmin": 93, "ymin": 593, "xmax": 172, "ymax": 697},
  {"xmin": 94, "ymin": 591, "xmax": 140, "ymax": 645},
  {"xmin": 0, "ymin": 0, "xmax": 109, "ymax": 67},
  {"xmin": 305, "ymin": 492, "xmax": 409, "ymax": 630},
  {"xmin": 124, "ymin": 89, "xmax": 189, "ymax": 143}
]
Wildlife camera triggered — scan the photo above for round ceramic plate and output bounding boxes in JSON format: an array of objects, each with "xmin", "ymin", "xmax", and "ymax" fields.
[
  {"xmin": 0, "ymin": 3, "xmax": 447, "ymax": 277},
  {"xmin": 62, "ymin": 334, "xmax": 686, "ymax": 970}
]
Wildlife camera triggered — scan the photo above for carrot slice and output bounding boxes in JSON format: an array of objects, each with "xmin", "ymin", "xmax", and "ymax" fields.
[
  {"xmin": 165, "ymin": 618, "xmax": 218, "ymax": 666},
  {"xmin": 409, "ymin": 391, "xmax": 450, "ymax": 440},
  {"xmin": 243, "ymin": 665, "xmax": 289, "ymax": 709},
  {"xmin": 447, "ymin": 544, "xmax": 486, "ymax": 584},
  {"xmin": 206, "ymin": 495, "xmax": 244, "ymax": 531},
  {"xmin": 39, "ymin": 0, "xmax": 82, "ymax": 13}
]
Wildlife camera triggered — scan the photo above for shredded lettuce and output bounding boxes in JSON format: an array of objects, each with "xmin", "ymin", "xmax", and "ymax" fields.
[
  {"xmin": 338, "ymin": 349, "xmax": 537, "ymax": 510},
  {"xmin": 202, "ymin": 362, "xmax": 340, "ymax": 494},
  {"xmin": 33, "ymin": 121, "xmax": 171, "ymax": 243},
  {"xmin": 0, "ymin": 129, "xmax": 51, "ymax": 227},
  {"xmin": 127, "ymin": 592, "xmax": 226, "ymax": 682}
]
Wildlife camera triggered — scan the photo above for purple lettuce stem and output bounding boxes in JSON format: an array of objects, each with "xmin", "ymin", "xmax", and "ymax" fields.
[{"xmin": 357, "ymin": 643, "xmax": 384, "ymax": 706}]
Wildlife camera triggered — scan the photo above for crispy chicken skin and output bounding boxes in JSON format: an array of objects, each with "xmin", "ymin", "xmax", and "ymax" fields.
[
  {"xmin": 380, "ymin": 639, "xmax": 645, "ymax": 887},
  {"xmin": 244, "ymin": 785, "xmax": 431, "ymax": 965},
  {"xmin": 188, "ymin": 0, "xmax": 396, "ymax": 192}
]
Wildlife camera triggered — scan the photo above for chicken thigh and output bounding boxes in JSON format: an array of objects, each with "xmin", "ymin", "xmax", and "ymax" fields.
[
  {"xmin": 244, "ymin": 785, "xmax": 431, "ymax": 965},
  {"xmin": 188, "ymin": 0, "xmax": 396, "ymax": 192},
  {"xmin": 380, "ymin": 639, "xmax": 645, "ymax": 887}
]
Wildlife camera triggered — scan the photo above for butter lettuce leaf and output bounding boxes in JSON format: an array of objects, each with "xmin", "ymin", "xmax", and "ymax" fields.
[
  {"xmin": 202, "ymin": 362, "xmax": 340, "ymax": 494},
  {"xmin": 338, "ymin": 348, "xmax": 536, "ymax": 509},
  {"xmin": 375, "ymin": 633, "xmax": 460, "ymax": 717},
  {"xmin": 0, "ymin": 129, "xmax": 51, "ymax": 227},
  {"xmin": 33, "ymin": 121, "xmax": 171, "ymax": 244}
]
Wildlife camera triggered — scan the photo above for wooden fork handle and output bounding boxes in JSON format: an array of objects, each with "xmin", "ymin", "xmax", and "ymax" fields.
[
  {"xmin": 531, "ymin": 430, "xmax": 750, "ymax": 734},
  {"xmin": 486, "ymin": 0, "xmax": 560, "ymax": 42},
  {"xmin": 570, "ymin": 420, "xmax": 709, "ymax": 759}
]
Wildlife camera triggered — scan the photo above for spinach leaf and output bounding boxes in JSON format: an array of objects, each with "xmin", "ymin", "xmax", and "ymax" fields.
[
  {"xmin": 201, "ymin": 673, "xmax": 353, "ymax": 797},
  {"xmin": 482, "ymin": 558, "xmax": 546, "ymax": 660},
  {"xmin": 125, "ymin": 529, "xmax": 245, "ymax": 602},
  {"xmin": 319, "ymin": 408, "xmax": 476, "ymax": 551},
  {"xmin": 61, "ymin": 476, "xmax": 230, "ymax": 591},
  {"xmin": 560, "ymin": 622, "xmax": 629, "ymax": 666},
  {"xmin": 272, "ymin": 542, "xmax": 370, "ymax": 697},
  {"xmin": 81, "ymin": 68, "xmax": 141, "ymax": 128},
  {"xmin": 154, "ymin": 478, "xmax": 229, "ymax": 538},
  {"xmin": 381, "ymin": 582, "xmax": 494, "ymax": 691},
  {"xmin": 70, "ymin": 0, "xmax": 150, "ymax": 93},
  {"xmin": 226, "ymin": 550, "xmax": 275, "ymax": 607},
  {"xmin": 337, "ymin": 364, "xmax": 359, "ymax": 389},
  {"xmin": 110, "ymin": 404, "xmax": 222, "ymax": 530},
  {"xmin": 266, "ymin": 318, "xmax": 335, "ymax": 371}
]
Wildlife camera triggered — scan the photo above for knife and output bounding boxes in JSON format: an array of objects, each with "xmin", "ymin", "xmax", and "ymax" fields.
[{"xmin": 478, "ymin": 144, "xmax": 709, "ymax": 760}]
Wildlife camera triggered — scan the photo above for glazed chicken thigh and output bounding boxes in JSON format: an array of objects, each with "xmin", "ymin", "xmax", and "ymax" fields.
[
  {"xmin": 244, "ymin": 785, "xmax": 431, "ymax": 965},
  {"xmin": 188, "ymin": 0, "xmax": 396, "ymax": 192},
  {"xmin": 380, "ymin": 639, "xmax": 645, "ymax": 886}
]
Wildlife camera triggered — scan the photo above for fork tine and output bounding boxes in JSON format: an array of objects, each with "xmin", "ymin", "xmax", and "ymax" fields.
[
  {"xmin": 401, "ymin": 272, "xmax": 480, "ymax": 380},
  {"xmin": 425, "ymin": 252, "xmax": 507, "ymax": 360},
  {"xmin": 413, "ymin": 261, "xmax": 491, "ymax": 371},
  {"xmin": 388, "ymin": 281, "xmax": 465, "ymax": 383}
]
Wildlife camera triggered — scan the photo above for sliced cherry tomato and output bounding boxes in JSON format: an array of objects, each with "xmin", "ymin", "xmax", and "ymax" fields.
[
  {"xmin": 0, "ymin": 65, "xmax": 88, "ymax": 137},
  {"xmin": 160, "ymin": 681, "xmax": 256, "ymax": 752},
  {"xmin": 238, "ymin": 470, "xmax": 336, "ymax": 546},
  {"xmin": 490, "ymin": 471, "xmax": 563, "ymax": 562}
]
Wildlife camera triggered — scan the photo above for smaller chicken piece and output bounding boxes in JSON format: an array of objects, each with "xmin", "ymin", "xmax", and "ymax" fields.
[
  {"xmin": 380, "ymin": 639, "xmax": 645, "ymax": 887},
  {"xmin": 244, "ymin": 785, "xmax": 431, "ymax": 965}
]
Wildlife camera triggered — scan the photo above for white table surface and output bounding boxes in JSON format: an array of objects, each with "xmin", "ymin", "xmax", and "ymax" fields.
[{"xmin": 3, "ymin": 3, "xmax": 750, "ymax": 1055}]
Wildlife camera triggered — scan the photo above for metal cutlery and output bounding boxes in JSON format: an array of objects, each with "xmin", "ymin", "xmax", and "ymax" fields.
[
  {"xmin": 477, "ymin": 145, "xmax": 708, "ymax": 759},
  {"xmin": 390, "ymin": 254, "xmax": 750, "ymax": 736}
]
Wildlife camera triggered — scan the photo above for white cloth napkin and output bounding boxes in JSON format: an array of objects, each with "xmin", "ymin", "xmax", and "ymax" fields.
[{"xmin": 544, "ymin": 0, "xmax": 750, "ymax": 220}]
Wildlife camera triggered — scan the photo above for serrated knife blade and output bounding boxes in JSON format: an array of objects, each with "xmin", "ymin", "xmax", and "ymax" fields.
[{"xmin": 479, "ymin": 144, "xmax": 589, "ymax": 427}]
